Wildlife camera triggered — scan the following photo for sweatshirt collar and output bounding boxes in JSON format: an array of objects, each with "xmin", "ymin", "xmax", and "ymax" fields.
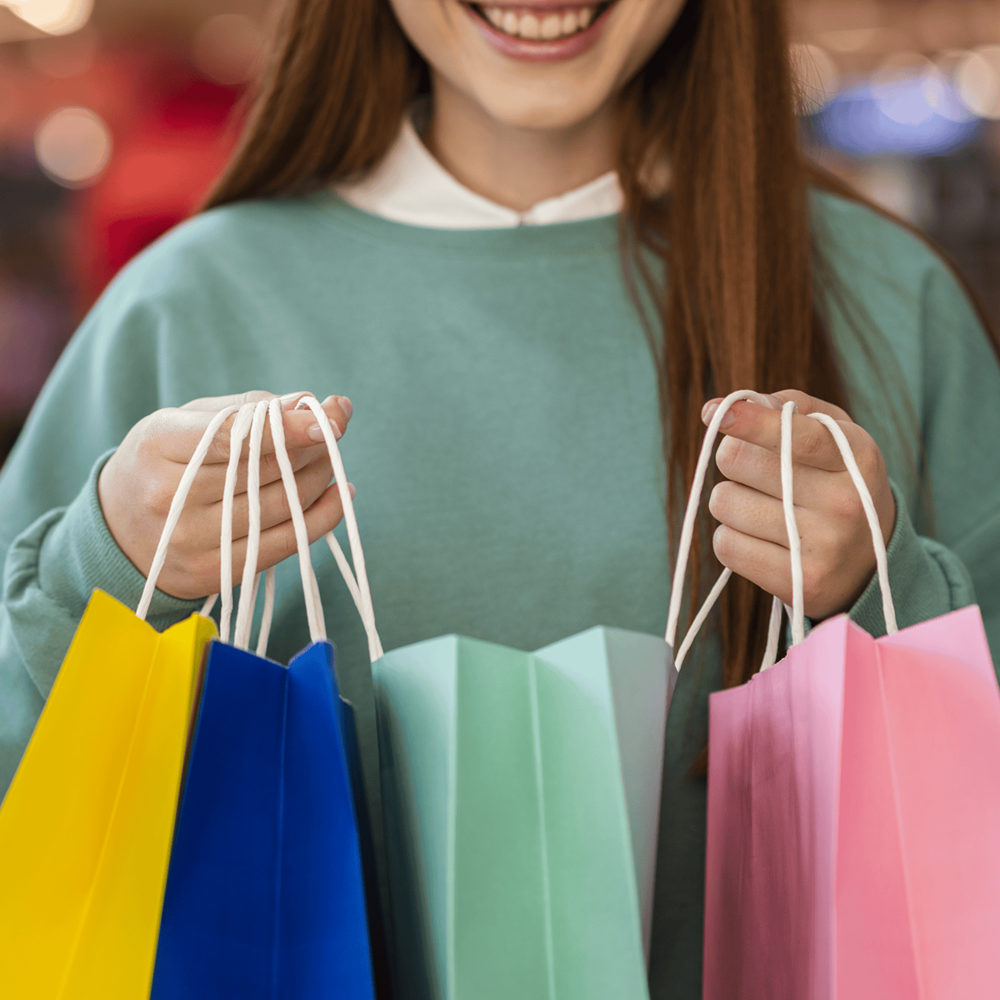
[{"xmin": 335, "ymin": 116, "xmax": 624, "ymax": 231}]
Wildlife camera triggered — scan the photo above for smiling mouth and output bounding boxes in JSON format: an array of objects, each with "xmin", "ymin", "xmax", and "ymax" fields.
[{"xmin": 468, "ymin": 2, "xmax": 617, "ymax": 41}]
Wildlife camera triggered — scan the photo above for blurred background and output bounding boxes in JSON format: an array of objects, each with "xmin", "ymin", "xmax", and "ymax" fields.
[{"xmin": 1, "ymin": 0, "xmax": 999, "ymax": 463}]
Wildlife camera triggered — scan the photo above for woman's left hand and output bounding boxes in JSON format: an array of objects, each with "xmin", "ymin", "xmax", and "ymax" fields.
[{"xmin": 702, "ymin": 389, "xmax": 896, "ymax": 620}]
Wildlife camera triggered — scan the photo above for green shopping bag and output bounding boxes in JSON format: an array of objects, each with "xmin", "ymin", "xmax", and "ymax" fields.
[
  {"xmin": 295, "ymin": 397, "xmax": 681, "ymax": 1000},
  {"xmin": 375, "ymin": 628, "xmax": 672, "ymax": 1000}
]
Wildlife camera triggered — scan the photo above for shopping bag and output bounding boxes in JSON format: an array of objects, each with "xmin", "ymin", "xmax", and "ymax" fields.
[
  {"xmin": 151, "ymin": 639, "xmax": 378, "ymax": 999},
  {"xmin": 699, "ymin": 396, "xmax": 1000, "ymax": 1000},
  {"xmin": 376, "ymin": 627, "xmax": 670, "ymax": 1000},
  {"xmin": 280, "ymin": 396, "xmax": 677, "ymax": 1000},
  {"xmin": 151, "ymin": 398, "xmax": 380, "ymax": 1000},
  {"xmin": 0, "ymin": 405, "xmax": 240, "ymax": 999}
]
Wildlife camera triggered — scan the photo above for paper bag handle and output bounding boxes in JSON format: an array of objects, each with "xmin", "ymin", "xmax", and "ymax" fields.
[
  {"xmin": 138, "ymin": 398, "xmax": 334, "ymax": 652},
  {"xmin": 295, "ymin": 395, "xmax": 384, "ymax": 662},
  {"xmin": 666, "ymin": 390, "xmax": 772, "ymax": 669},
  {"xmin": 759, "ymin": 402, "xmax": 898, "ymax": 670},
  {"xmin": 224, "ymin": 397, "xmax": 330, "ymax": 652},
  {"xmin": 137, "ymin": 404, "xmax": 241, "ymax": 620},
  {"xmin": 219, "ymin": 403, "xmax": 257, "ymax": 644},
  {"xmin": 231, "ymin": 401, "xmax": 278, "ymax": 654}
]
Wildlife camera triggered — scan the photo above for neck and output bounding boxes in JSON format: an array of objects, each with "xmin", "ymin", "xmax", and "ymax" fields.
[{"xmin": 423, "ymin": 75, "xmax": 617, "ymax": 212}]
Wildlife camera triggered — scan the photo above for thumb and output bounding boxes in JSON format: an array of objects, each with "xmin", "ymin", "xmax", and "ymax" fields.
[{"xmin": 768, "ymin": 389, "xmax": 852, "ymax": 424}]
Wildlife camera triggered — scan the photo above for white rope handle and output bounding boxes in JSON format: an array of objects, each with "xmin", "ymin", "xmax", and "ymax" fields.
[
  {"xmin": 759, "ymin": 403, "xmax": 899, "ymax": 671},
  {"xmin": 268, "ymin": 397, "xmax": 327, "ymax": 643},
  {"xmin": 674, "ymin": 567, "xmax": 732, "ymax": 670},
  {"xmin": 137, "ymin": 405, "xmax": 241, "ymax": 621},
  {"xmin": 324, "ymin": 533, "xmax": 369, "ymax": 630},
  {"xmin": 233, "ymin": 401, "xmax": 278, "ymax": 652},
  {"xmin": 297, "ymin": 395, "xmax": 383, "ymax": 662},
  {"xmin": 807, "ymin": 412, "xmax": 897, "ymax": 634},
  {"xmin": 256, "ymin": 567, "xmax": 277, "ymax": 658},
  {"xmin": 219, "ymin": 403, "xmax": 257, "ymax": 643},
  {"xmin": 780, "ymin": 401, "xmax": 807, "ymax": 645},
  {"xmin": 759, "ymin": 596, "xmax": 789, "ymax": 672},
  {"xmin": 666, "ymin": 390, "xmax": 771, "ymax": 667}
]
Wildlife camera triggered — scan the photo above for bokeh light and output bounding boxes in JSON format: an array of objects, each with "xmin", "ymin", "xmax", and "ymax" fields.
[
  {"xmin": 923, "ymin": 60, "xmax": 978, "ymax": 123},
  {"xmin": 3, "ymin": 0, "xmax": 92, "ymax": 35},
  {"xmin": 191, "ymin": 14, "xmax": 263, "ymax": 87},
  {"xmin": 955, "ymin": 46, "xmax": 1000, "ymax": 120},
  {"xmin": 34, "ymin": 106, "xmax": 112, "ymax": 187},
  {"xmin": 872, "ymin": 53, "xmax": 935, "ymax": 125},
  {"xmin": 817, "ymin": 79, "xmax": 980, "ymax": 158}
]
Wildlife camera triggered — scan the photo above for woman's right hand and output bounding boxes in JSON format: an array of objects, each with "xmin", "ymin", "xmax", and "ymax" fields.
[{"xmin": 98, "ymin": 390, "xmax": 355, "ymax": 600}]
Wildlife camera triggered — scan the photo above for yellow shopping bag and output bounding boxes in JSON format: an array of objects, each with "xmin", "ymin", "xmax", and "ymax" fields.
[{"xmin": 0, "ymin": 589, "xmax": 215, "ymax": 999}]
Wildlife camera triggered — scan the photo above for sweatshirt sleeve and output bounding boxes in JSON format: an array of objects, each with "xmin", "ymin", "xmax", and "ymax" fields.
[
  {"xmin": 846, "ymin": 256, "xmax": 1000, "ymax": 670},
  {"xmin": 0, "ymin": 284, "xmax": 202, "ymax": 794}
]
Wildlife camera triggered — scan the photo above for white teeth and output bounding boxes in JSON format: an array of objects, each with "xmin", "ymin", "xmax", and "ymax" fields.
[
  {"xmin": 481, "ymin": 5, "xmax": 601, "ymax": 40},
  {"xmin": 540, "ymin": 13, "xmax": 562, "ymax": 39},
  {"xmin": 519, "ymin": 13, "xmax": 540, "ymax": 38}
]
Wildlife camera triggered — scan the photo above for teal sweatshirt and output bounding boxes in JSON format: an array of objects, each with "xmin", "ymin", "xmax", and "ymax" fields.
[{"xmin": 1, "ymin": 189, "xmax": 999, "ymax": 998}]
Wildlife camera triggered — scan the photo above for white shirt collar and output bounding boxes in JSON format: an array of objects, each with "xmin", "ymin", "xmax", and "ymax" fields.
[{"xmin": 335, "ymin": 116, "xmax": 624, "ymax": 230}]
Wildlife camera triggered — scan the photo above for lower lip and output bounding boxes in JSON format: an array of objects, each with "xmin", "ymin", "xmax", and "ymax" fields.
[{"xmin": 462, "ymin": 4, "xmax": 615, "ymax": 63}]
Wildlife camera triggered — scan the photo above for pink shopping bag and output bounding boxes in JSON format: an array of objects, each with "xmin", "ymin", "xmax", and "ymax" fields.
[{"xmin": 698, "ymin": 398, "xmax": 1000, "ymax": 1000}]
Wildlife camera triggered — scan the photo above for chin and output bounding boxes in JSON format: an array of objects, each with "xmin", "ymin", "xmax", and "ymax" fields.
[{"xmin": 473, "ymin": 90, "xmax": 610, "ymax": 131}]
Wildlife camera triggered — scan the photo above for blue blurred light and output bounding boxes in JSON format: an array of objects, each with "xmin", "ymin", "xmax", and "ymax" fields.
[
  {"xmin": 875, "ymin": 78, "xmax": 935, "ymax": 125},
  {"xmin": 817, "ymin": 79, "xmax": 980, "ymax": 157}
]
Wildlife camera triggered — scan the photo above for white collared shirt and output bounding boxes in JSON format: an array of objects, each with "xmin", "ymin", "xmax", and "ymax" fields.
[{"xmin": 335, "ymin": 116, "xmax": 624, "ymax": 230}]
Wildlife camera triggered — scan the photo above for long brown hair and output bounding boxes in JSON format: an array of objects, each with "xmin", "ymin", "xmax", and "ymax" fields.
[{"xmin": 206, "ymin": 0, "xmax": 997, "ymax": 692}]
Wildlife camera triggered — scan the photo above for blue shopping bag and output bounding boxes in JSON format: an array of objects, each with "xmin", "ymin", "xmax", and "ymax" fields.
[
  {"xmin": 150, "ymin": 640, "xmax": 377, "ymax": 999},
  {"xmin": 149, "ymin": 398, "xmax": 385, "ymax": 999}
]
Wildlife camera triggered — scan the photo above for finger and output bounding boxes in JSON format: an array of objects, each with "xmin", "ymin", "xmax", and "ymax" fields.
[
  {"xmin": 184, "ymin": 442, "xmax": 329, "ymax": 503},
  {"xmin": 158, "ymin": 394, "xmax": 351, "ymax": 466},
  {"xmin": 179, "ymin": 390, "xmax": 320, "ymax": 413},
  {"xmin": 767, "ymin": 389, "xmax": 851, "ymax": 423},
  {"xmin": 702, "ymin": 390, "xmax": 850, "ymax": 424},
  {"xmin": 709, "ymin": 479, "xmax": 847, "ymax": 553},
  {"xmin": 230, "ymin": 481, "xmax": 353, "ymax": 579},
  {"xmin": 714, "ymin": 521, "xmax": 874, "ymax": 621},
  {"xmin": 254, "ymin": 395, "xmax": 353, "ymax": 458},
  {"xmin": 148, "ymin": 406, "xmax": 249, "ymax": 466},
  {"xmin": 713, "ymin": 525, "xmax": 795, "ymax": 605},
  {"xmin": 709, "ymin": 481, "xmax": 791, "ymax": 548},
  {"xmin": 701, "ymin": 396, "xmax": 852, "ymax": 473},
  {"xmin": 226, "ymin": 453, "xmax": 335, "ymax": 538},
  {"xmin": 147, "ymin": 458, "xmax": 341, "ymax": 583},
  {"xmin": 714, "ymin": 437, "xmax": 858, "ymax": 506}
]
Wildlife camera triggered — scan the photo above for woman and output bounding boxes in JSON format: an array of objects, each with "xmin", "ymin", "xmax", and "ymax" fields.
[{"xmin": 1, "ymin": 0, "xmax": 999, "ymax": 994}]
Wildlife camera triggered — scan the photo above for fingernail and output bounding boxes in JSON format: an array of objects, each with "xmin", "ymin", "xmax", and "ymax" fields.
[
  {"xmin": 348, "ymin": 483, "xmax": 356, "ymax": 499},
  {"xmin": 338, "ymin": 396, "xmax": 353, "ymax": 420},
  {"xmin": 702, "ymin": 402, "xmax": 735, "ymax": 430},
  {"xmin": 766, "ymin": 394, "xmax": 783, "ymax": 410},
  {"xmin": 308, "ymin": 421, "xmax": 342, "ymax": 442}
]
